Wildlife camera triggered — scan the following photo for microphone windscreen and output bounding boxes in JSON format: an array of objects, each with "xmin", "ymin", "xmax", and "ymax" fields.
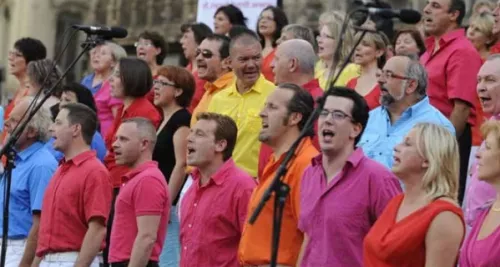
[
  {"xmin": 399, "ymin": 9, "xmax": 422, "ymax": 24},
  {"xmin": 109, "ymin": 27, "xmax": 128, "ymax": 39}
]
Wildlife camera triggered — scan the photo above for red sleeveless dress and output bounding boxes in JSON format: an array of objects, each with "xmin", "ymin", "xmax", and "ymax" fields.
[{"xmin": 363, "ymin": 194, "xmax": 464, "ymax": 267}]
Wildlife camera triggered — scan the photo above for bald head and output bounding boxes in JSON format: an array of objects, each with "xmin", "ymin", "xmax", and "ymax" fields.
[{"xmin": 273, "ymin": 39, "xmax": 317, "ymax": 84}]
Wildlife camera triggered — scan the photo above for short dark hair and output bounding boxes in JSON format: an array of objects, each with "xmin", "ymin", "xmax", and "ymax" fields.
[
  {"xmin": 215, "ymin": 4, "xmax": 247, "ymax": 27},
  {"xmin": 60, "ymin": 103, "xmax": 97, "ymax": 146},
  {"xmin": 119, "ymin": 57, "xmax": 153, "ymax": 98},
  {"xmin": 196, "ymin": 112, "xmax": 238, "ymax": 161},
  {"xmin": 61, "ymin": 83, "xmax": 98, "ymax": 113},
  {"xmin": 393, "ymin": 27, "xmax": 426, "ymax": 57},
  {"xmin": 277, "ymin": 83, "xmax": 315, "ymax": 137},
  {"xmin": 228, "ymin": 25, "xmax": 250, "ymax": 39},
  {"xmin": 257, "ymin": 6, "xmax": 289, "ymax": 48},
  {"xmin": 449, "ymin": 0, "xmax": 466, "ymax": 26},
  {"xmin": 205, "ymin": 34, "xmax": 231, "ymax": 59},
  {"xmin": 229, "ymin": 29, "xmax": 260, "ymax": 53},
  {"xmin": 156, "ymin": 65, "xmax": 195, "ymax": 108},
  {"xmin": 324, "ymin": 87, "xmax": 369, "ymax": 146},
  {"xmin": 181, "ymin": 23, "xmax": 213, "ymax": 45},
  {"xmin": 14, "ymin": 37, "xmax": 47, "ymax": 64},
  {"xmin": 138, "ymin": 31, "xmax": 168, "ymax": 65}
]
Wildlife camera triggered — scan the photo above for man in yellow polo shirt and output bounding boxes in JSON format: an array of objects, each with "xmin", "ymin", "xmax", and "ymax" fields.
[{"xmin": 207, "ymin": 29, "xmax": 275, "ymax": 177}]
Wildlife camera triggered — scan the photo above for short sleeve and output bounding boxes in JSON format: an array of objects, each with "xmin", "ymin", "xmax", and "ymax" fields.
[
  {"xmin": 83, "ymin": 168, "xmax": 113, "ymax": 223},
  {"xmin": 370, "ymin": 173, "xmax": 402, "ymax": 220},
  {"xmin": 446, "ymin": 48, "xmax": 482, "ymax": 105},
  {"xmin": 132, "ymin": 177, "xmax": 168, "ymax": 216},
  {"xmin": 29, "ymin": 165, "xmax": 57, "ymax": 212},
  {"xmin": 234, "ymin": 179, "xmax": 256, "ymax": 233}
]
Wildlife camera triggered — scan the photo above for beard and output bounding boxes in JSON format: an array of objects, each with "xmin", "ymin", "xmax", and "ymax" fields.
[{"xmin": 380, "ymin": 83, "xmax": 406, "ymax": 107}]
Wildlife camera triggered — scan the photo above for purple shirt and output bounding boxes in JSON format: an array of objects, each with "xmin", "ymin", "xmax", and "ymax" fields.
[
  {"xmin": 464, "ymin": 115, "xmax": 500, "ymax": 227},
  {"xmin": 459, "ymin": 206, "xmax": 500, "ymax": 267},
  {"xmin": 94, "ymin": 80, "xmax": 122, "ymax": 137},
  {"xmin": 298, "ymin": 148, "xmax": 402, "ymax": 267}
]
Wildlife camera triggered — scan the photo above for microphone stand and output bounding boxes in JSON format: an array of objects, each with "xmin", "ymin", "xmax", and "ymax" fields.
[
  {"xmin": 0, "ymin": 34, "xmax": 99, "ymax": 267},
  {"xmin": 247, "ymin": 8, "xmax": 371, "ymax": 267}
]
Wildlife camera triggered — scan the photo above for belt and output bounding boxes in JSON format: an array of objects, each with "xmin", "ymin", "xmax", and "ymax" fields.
[
  {"xmin": 110, "ymin": 260, "xmax": 159, "ymax": 267},
  {"xmin": 43, "ymin": 251, "xmax": 103, "ymax": 263}
]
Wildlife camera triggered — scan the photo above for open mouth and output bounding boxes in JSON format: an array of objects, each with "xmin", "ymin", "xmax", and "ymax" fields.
[
  {"xmin": 137, "ymin": 51, "xmax": 147, "ymax": 58},
  {"xmin": 262, "ymin": 122, "xmax": 269, "ymax": 129},
  {"xmin": 322, "ymin": 129, "xmax": 335, "ymax": 141},
  {"xmin": 197, "ymin": 61, "xmax": 207, "ymax": 70},
  {"xmin": 393, "ymin": 156, "xmax": 400, "ymax": 164},
  {"xmin": 480, "ymin": 96, "xmax": 492, "ymax": 105},
  {"xmin": 187, "ymin": 147, "xmax": 196, "ymax": 155}
]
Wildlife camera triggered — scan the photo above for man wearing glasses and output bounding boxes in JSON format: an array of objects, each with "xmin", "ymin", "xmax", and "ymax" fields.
[{"xmin": 358, "ymin": 55, "xmax": 454, "ymax": 169}]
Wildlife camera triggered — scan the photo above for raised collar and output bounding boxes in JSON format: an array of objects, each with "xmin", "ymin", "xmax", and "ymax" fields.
[
  {"xmin": 311, "ymin": 147, "xmax": 365, "ymax": 169},
  {"xmin": 381, "ymin": 96, "xmax": 430, "ymax": 118},
  {"xmin": 16, "ymin": 141, "xmax": 44, "ymax": 161},
  {"xmin": 61, "ymin": 150, "xmax": 96, "ymax": 166},
  {"xmin": 227, "ymin": 74, "xmax": 267, "ymax": 96},
  {"xmin": 122, "ymin": 160, "xmax": 158, "ymax": 182},
  {"xmin": 425, "ymin": 28, "xmax": 465, "ymax": 51},
  {"xmin": 191, "ymin": 159, "xmax": 237, "ymax": 186},
  {"xmin": 204, "ymin": 72, "xmax": 234, "ymax": 94}
]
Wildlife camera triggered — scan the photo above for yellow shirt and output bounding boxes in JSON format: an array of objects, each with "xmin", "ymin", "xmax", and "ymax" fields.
[
  {"xmin": 207, "ymin": 75, "xmax": 275, "ymax": 177},
  {"xmin": 315, "ymin": 61, "xmax": 360, "ymax": 90},
  {"xmin": 191, "ymin": 72, "xmax": 234, "ymax": 126}
]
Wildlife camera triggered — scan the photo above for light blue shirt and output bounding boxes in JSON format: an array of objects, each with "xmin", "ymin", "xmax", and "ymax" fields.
[
  {"xmin": 0, "ymin": 142, "xmax": 57, "ymax": 238},
  {"xmin": 358, "ymin": 97, "xmax": 455, "ymax": 169},
  {"xmin": 44, "ymin": 131, "xmax": 106, "ymax": 162},
  {"xmin": 0, "ymin": 106, "xmax": 4, "ymax": 132}
]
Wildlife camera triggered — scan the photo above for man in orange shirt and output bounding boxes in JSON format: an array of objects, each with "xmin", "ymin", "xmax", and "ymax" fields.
[
  {"xmin": 191, "ymin": 34, "xmax": 233, "ymax": 126},
  {"xmin": 238, "ymin": 83, "xmax": 318, "ymax": 266}
]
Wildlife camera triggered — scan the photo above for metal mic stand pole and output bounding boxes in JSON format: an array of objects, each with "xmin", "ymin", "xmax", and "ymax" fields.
[
  {"xmin": 247, "ymin": 8, "xmax": 369, "ymax": 267},
  {"xmin": 0, "ymin": 34, "xmax": 98, "ymax": 267}
]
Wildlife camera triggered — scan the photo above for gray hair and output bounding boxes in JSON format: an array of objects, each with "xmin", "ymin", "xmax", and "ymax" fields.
[
  {"xmin": 104, "ymin": 41, "xmax": 127, "ymax": 63},
  {"xmin": 281, "ymin": 39, "xmax": 317, "ymax": 75},
  {"xmin": 486, "ymin": 53, "xmax": 500, "ymax": 62},
  {"xmin": 282, "ymin": 24, "xmax": 317, "ymax": 51},
  {"xmin": 18, "ymin": 96, "xmax": 53, "ymax": 143},
  {"xmin": 121, "ymin": 117, "xmax": 157, "ymax": 148},
  {"xmin": 27, "ymin": 59, "xmax": 62, "ymax": 96},
  {"xmin": 403, "ymin": 54, "xmax": 428, "ymax": 98}
]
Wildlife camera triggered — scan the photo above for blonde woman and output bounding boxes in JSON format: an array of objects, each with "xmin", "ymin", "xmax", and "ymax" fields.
[
  {"xmin": 364, "ymin": 123, "xmax": 465, "ymax": 267},
  {"xmin": 467, "ymin": 12, "xmax": 495, "ymax": 61},
  {"xmin": 459, "ymin": 120, "xmax": 500, "ymax": 266},
  {"xmin": 316, "ymin": 11, "xmax": 360, "ymax": 90}
]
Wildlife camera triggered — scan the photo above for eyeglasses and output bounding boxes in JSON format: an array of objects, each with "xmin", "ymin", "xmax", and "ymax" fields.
[
  {"xmin": 376, "ymin": 70, "xmax": 412, "ymax": 80},
  {"xmin": 196, "ymin": 49, "xmax": 215, "ymax": 59},
  {"xmin": 319, "ymin": 109, "xmax": 352, "ymax": 121},
  {"xmin": 153, "ymin": 80, "xmax": 176, "ymax": 87},
  {"xmin": 134, "ymin": 42, "xmax": 154, "ymax": 48}
]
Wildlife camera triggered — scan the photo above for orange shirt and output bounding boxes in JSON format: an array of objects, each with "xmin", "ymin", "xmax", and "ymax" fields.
[
  {"xmin": 238, "ymin": 138, "xmax": 319, "ymax": 266},
  {"xmin": 261, "ymin": 49, "xmax": 276, "ymax": 83}
]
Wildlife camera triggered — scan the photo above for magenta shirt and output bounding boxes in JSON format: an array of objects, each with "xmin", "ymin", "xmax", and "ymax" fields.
[
  {"xmin": 459, "ymin": 206, "xmax": 500, "ymax": 267},
  {"xmin": 108, "ymin": 161, "xmax": 169, "ymax": 263},
  {"xmin": 94, "ymin": 80, "xmax": 122, "ymax": 137},
  {"xmin": 298, "ymin": 148, "xmax": 402, "ymax": 267},
  {"xmin": 180, "ymin": 159, "xmax": 256, "ymax": 267},
  {"xmin": 465, "ymin": 115, "xmax": 500, "ymax": 227},
  {"xmin": 420, "ymin": 29, "xmax": 481, "ymax": 125}
]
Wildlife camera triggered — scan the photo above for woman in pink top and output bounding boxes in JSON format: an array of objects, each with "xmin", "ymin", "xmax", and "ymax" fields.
[{"xmin": 459, "ymin": 120, "xmax": 500, "ymax": 266}]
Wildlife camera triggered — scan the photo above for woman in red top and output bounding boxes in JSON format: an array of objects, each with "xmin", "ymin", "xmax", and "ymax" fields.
[
  {"xmin": 363, "ymin": 123, "xmax": 465, "ymax": 267},
  {"xmin": 347, "ymin": 32, "xmax": 386, "ymax": 110}
]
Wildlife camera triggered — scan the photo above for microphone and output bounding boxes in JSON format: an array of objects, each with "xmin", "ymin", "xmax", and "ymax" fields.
[
  {"xmin": 363, "ymin": 8, "xmax": 422, "ymax": 24},
  {"xmin": 72, "ymin": 25, "xmax": 128, "ymax": 39}
]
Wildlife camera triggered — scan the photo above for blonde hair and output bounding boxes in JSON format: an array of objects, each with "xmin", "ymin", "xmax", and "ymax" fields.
[
  {"xmin": 320, "ymin": 11, "xmax": 355, "ymax": 67},
  {"xmin": 473, "ymin": 0, "xmax": 495, "ymax": 15},
  {"xmin": 469, "ymin": 12, "xmax": 496, "ymax": 47},
  {"xmin": 413, "ymin": 123, "xmax": 460, "ymax": 201},
  {"xmin": 480, "ymin": 120, "xmax": 500, "ymax": 145}
]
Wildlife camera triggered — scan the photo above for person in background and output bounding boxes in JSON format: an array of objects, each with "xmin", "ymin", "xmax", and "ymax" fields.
[
  {"xmin": 297, "ymin": 88, "xmax": 401, "ymax": 267},
  {"xmin": 213, "ymin": 4, "xmax": 247, "ymax": 36},
  {"xmin": 257, "ymin": 6, "xmax": 289, "ymax": 82},
  {"xmin": 181, "ymin": 112, "xmax": 255, "ymax": 267},
  {"xmin": 239, "ymin": 84, "xmax": 318, "ymax": 267},
  {"xmin": 44, "ymin": 83, "xmax": 107, "ymax": 162},
  {"xmin": 135, "ymin": 31, "xmax": 168, "ymax": 101},
  {"xmin": 191, "ymin": 34, "xmax": 233, "ymax": 125},
  {"xmin": 489, "ymin": 1, "xmax": 500, "ymax": 54},
  {"xmin": 35, "ymin": 103, "xmax": 112, "ymax": 266},
  {"xmin": 420, "ymin": 0, "xmax": 482, "ymax": 205},
  {"xmin": 108, "ymin": 118, "xmax": 169, "ymax": 267},
  {"xmin": 4, "ymin": 38, "xmax": 47, "ymax": 142},
  {"xmin": 364, "ymin": 123, "xmax": 464, "ymax": 267},
  {"xmin": 473, "ymin": 0, "xmax": 496, "ymax": 15},
  {"xmin": 347, "ymin": 32, "xmax": 387, "ymax": 110},
  {"xmin": 316, "ymin": 11, "xmax": 360, "ymax": 90},
  {"xmin": 81, "ymin": 42, "xmax": 114, "ymax": 95},
  {"xmin": 467, "ymin": 12, "xmax": 496, "ymax": 61},
  {"xmin": 25, "ymin": 59, "xmax": 62, "ymax": 119},
  {"xmin": 0, "ymin": 97, "xmax": 56, "ymax": 267},
  {"xmin": 207, "ymin": 29, "xmax": 275, "ymax": 178},
  {"xmin": 276, "ymin": 24, "xmax": 317, "ymax": 50},
  {"xmin": 459, "ymin": 120, "xmax": 500, "ymax": 267},
  {"xmin": 228, "ymin": 25, "xmax": 249, "ymax": 39},
  {"xmin": 359, "ymin": 55, "xmax": 454, "ymax": 169},
  {"xmin": 393, "ymin": 27, "xmax": 427, "ymax": 57},
  {"xmin": 179, "ymin": 23, "xmax": 212, "ymax": 112}
]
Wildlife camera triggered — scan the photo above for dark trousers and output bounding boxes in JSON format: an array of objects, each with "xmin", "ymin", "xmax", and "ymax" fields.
[
  {"xmin": 110, "ymin": 261, "xmax": 159, "ymax": 267},
  {"xmin": 103, "ymin": 188, "xmax": 120, "ymax": 267},
  {"xmin": 458, "ymin": 123, "xmax": 472, "ymax": 205}
]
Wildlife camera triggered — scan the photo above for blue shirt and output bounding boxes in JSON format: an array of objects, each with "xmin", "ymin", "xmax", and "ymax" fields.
[
  {"xmin": 0, "ymin": 142, "xmax": 57, "ymax": 238},
  {"xmin": 358, "ymin": 97, "xmax": 455, "ymax": 169},
  {"xmin": 81, "ymin": 73, "xmax": 102, "ymax": 95},
  {"xmin": 0, "ymin": 106, "xmax": 4, "ymax": 132},
  {"xmin": 45, "ymin": 132, "xmax": 107, "ymax": 162}
]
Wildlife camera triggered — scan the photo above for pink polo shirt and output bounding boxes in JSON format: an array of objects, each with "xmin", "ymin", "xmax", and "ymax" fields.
[
  {"xmin": 94, "ymin": 80, "xmax": 122, "ymax": 137},
  {"xmin": 420, "ymin": 29, "xmax": 481, "ymax": 125},
  {"xmin": 180, "ymin": 159, "xmax": 256, "ymax": 267},
  {"xmin": 108, "ymin": 161, "xmax": 169, "ymax": 263},
  {"xmin": 298, "ymin": 148, "xmax": 401, "ymax": 267}
]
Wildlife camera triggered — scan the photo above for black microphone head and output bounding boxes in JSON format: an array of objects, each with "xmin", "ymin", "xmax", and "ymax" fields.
[
  {"xmin": 399, "ymin": 9, "xmax": 422, "ymax": 24},
  {"xmin": 109, "ymin": 27, "xmax": 128, "ymax": 39}
]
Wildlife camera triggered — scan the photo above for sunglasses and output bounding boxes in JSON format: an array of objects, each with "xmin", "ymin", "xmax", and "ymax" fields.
[{"xmin": 196, "ymin": 49, "xmax": 215, "ymax": 59}]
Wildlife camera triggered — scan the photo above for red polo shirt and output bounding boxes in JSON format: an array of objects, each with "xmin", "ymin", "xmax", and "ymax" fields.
[
  {"xmin": 36, "ymin": 150, "xmax": 112, "ymax": 257},
  {"xmin": 420, "ymin": 29, "xmax": 481, "ymax": 126},
  {"xmin": 257, "ymin": 79, "xmax": 322, "ymax": 178},
  {"xmin": 109, "ymin": 161, "xmax": 169, "ymax": 263},
  {"xmin": 180, "ymin": 159, "xmax": 256, "ymax": 267},
  {"xmin": 104, "ymin": 96, "xmax": 162, "ymax": 188}
]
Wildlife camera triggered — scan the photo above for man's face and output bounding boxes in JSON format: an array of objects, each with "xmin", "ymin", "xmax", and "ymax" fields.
[
  {"xmin": 259, "ymin": 88, "xmax": 295, "ymax": 145},
  {"xmin": 49, "ymin": 108, "xmax": 75, "ymax": 153},
  {"xmin": 231, "ymin": 41, "xmax": 262, "ymax": 86},
  {"xmin": 4, "ymin": 101, "xmax": 32, "ymax": 150},
  {"xmin": 422, "ymin": 0, "xmax": 457, "ymax": 37},
  {"xmin": 477, "ymin": 58, "xmax": 500, "ymax": 115},
  {"xmin": 112, "ymin": 122, "xmax": 143, "ymax": 167},
  {"xmin": 186, "ymin": 119, "xmax": 225, "ymax": 167},
  {"xmin": 196, "ymin": 39, "xmax": 224, "ymax": 82},
  {"xmin": 378, "ymin": 57, "xmax": 411, "ymax": 107},
  {"xmin": 271, "ymin": 45, "xmax": 291, "ymax": 84}
]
